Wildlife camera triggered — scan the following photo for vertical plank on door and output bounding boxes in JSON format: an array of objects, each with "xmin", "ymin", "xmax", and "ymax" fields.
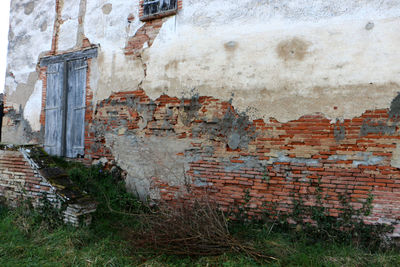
[
  {"xmin": 44, "ymin": 62, "xmax": 64, "ymax": 156},
  {"xmin": 65, "ymin": 59, "xmax": 86, "ymax": 158}
]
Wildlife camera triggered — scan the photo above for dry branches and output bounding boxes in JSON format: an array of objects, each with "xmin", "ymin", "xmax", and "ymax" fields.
[{"xmin": 128, "ymin": 199, "xmax": 276, "ymax": 262}]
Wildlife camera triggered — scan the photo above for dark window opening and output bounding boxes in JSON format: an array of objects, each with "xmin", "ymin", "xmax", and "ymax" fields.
[{"xmin": 142, "ymin": 0, "xmax": 177, "ymax": 19}]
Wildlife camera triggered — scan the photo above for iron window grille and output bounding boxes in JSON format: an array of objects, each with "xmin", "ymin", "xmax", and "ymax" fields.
[{"xmin": 142, "ymin": 0, "xmax": 177, "ymax": 18}]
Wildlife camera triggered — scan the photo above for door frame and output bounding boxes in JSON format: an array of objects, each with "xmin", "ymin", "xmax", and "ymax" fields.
[{"xmin": 40, "ymin": 48, "xmax": 97, "ymax": 157}]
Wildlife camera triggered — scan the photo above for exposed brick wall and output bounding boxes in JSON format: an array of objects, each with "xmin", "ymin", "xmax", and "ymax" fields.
[
  {"xmin": 0, "ymin": 149, "xmax": 55, "ymax": 206},
  {"xmin": 39, "ymin": 66, "xmax": 47, "ymax": 126},
  {"xmin": 85, "ymin": 90, "xmax": 151, "ymax": 162},
  {"xmin": 0, "ymin": 145, "xmax": 96, "ymax": 226},
  {"xmin": 84, "ymin": 58, "xmax": 94, "ymax": 160},
  {"xmin": 125, "ymin": 18, "xmax": 165, "ymax": 56},
  {"xmin": 86, "ymin": 90, "xmax": 400, "ymax": 235},
  {"xmin": 50, "ymin": 0, "xmax": 62, "ymax": 55},
  {"xmin": 2, "ymin": 93, "xmax": 15, "ymax": 125}
]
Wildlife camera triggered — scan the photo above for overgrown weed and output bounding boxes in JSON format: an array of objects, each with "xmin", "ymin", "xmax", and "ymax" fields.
[{"xmin": 232, "ymin": 178, "xmax": 396, "ymax": 251}]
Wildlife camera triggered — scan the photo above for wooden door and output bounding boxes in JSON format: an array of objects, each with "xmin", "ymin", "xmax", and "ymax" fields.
[
  {"xmin": 44, "ymin": 62, "xmax": 65, "ymax": 156},
  {"xmin": 65, "ymin": 59, "xmax": 87, "ymax": 158}
]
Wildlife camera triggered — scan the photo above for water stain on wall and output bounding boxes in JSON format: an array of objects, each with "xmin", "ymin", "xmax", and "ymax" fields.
[
  {"xmin": 24, "ymin": 1, "xmax": 35, "ymax": 15},
  {"xmin": 40, "ymin": 21, "xmax": 47, "ymax": 32},
  {"xmin": 102, "ymin": 3, "xmax": 112, "ymax": 15},
  {"xmin": 276, "ymin": 37, "xmax": 310, "ymax": 61}
]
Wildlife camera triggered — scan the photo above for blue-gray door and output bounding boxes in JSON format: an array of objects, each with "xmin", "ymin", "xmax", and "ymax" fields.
[
  {"xmin": 66, "ymin": 59, "xmax": 86, "ymax": 158},
  {"xmin": 44, "ymin": 59, "xmax": 86, "ymax": 157},
  {"xmin": 44, "ymin": 62, "xmax": 64, "ymax": 156}
]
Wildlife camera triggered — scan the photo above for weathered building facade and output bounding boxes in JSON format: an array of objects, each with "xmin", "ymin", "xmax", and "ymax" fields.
[{"xmin": 3, "ymin": 0, "xmax": 400, "ymax": 234}]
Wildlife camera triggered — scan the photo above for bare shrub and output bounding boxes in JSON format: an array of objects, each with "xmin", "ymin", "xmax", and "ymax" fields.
[{"xmin": 128, "ymin": 199, "xmax": 276, "ymax": 262}]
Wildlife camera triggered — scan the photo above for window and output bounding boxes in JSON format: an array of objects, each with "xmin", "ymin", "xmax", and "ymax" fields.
[
  {"xmin": 141, "ymin": 0, "xmax": 178, "ymax": 21},
  {"xmin": 40, "ymin": 48, "xmax": 97, "ymax": 158}
]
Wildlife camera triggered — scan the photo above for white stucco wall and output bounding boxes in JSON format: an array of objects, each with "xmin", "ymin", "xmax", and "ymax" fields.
[
  {"xmin": 141, "ymin": 0, "xmax": 400, "ymax": 121},
  {"xmin": 4, "ymin": 0, "xmax": 400, "ymax": 140},
  {"xmin": 5, "ymin": 0, "xmax": 55, "ymax": 112}
]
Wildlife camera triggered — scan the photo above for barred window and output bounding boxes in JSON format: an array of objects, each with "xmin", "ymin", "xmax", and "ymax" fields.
[{"xmin": 142, "ymin": 0, "xmax": 177, "ymax": 19}]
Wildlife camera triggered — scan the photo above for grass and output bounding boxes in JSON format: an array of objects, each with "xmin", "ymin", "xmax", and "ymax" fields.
[
  {"xmin": 1, "ymin": 160, "xmax": 400, "ymax": 266},
  {"xmin": 0, "ymin": 205, "xmax": 134, "ymax": 266},
  {"xmin": 2, "ymin": 209, "xmax": 400, "ymax": 267},
  {"xmin": 1, "ymin": 206, "xmax": 400, "ymax": 266}
]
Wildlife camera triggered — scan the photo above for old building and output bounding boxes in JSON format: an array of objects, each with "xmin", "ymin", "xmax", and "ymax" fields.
[{"xmin": 3, "ymin": 0, "xmax": 400, "ymax": 233}]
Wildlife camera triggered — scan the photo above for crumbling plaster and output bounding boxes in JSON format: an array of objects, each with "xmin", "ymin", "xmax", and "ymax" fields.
[
  {"xmin": 5, "ymin": 0, "xmax": 55, "ymax": 104},
  {"xmin": 3, "ymin": 0, "xmax": 400, "ymax": 137},
  {"xmin": 142, "ymin": 5, "xmax": 400, "ymax": 122},
  {"xmin": 104, "ymin": 134, "xmax": 194, "ymax": 199}
]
